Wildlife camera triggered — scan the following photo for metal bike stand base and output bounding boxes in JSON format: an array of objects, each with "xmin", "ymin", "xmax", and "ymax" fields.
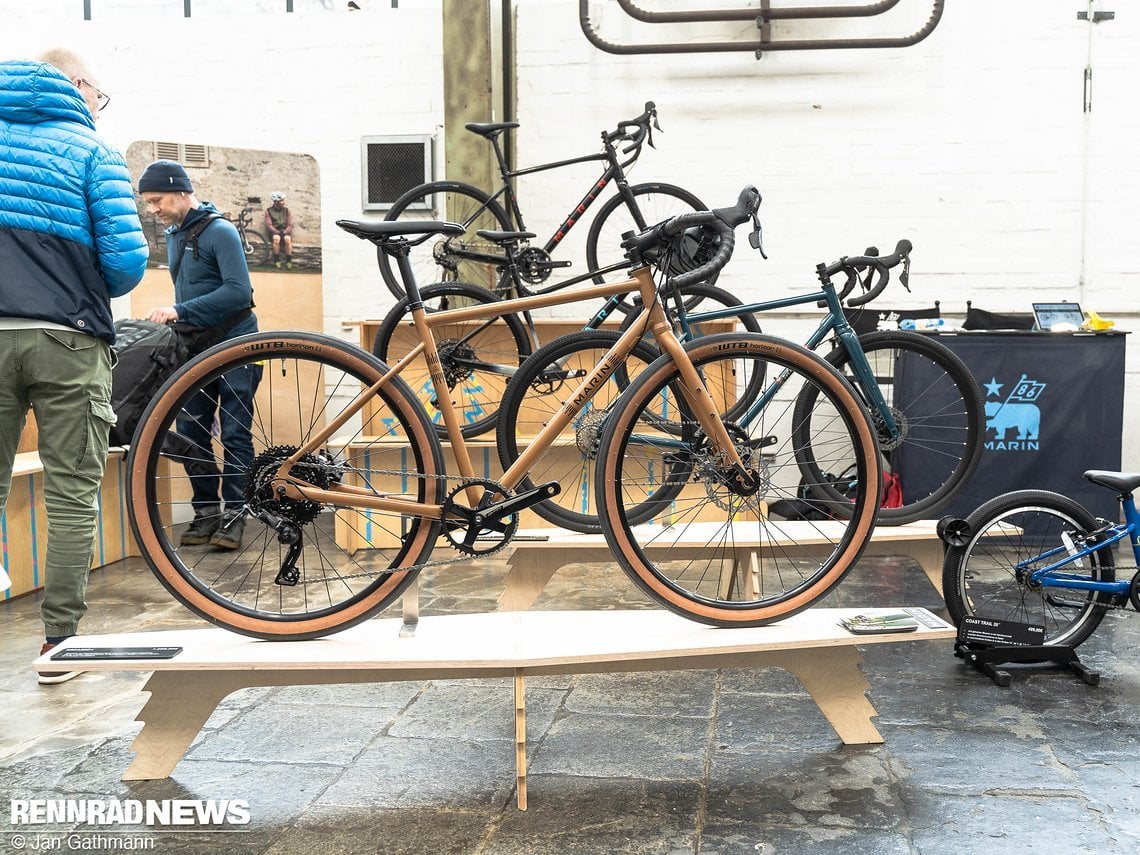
[{"xmin": 954, "ymin": 642, "xmax": 1100, "ymax": 687}]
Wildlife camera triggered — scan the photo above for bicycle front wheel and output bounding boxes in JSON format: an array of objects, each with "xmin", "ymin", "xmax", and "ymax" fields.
[
  {"xmin": 496, "ymin": 329, "xmax": 666, "ymax": 533},
  {"xmin": 243, "ymin": 231, "xmax": 270, "ymax": 267},
  {"xmin": 596, "ymin": 333, "xmax": 880, "ymax": 627},
  {"xmin": 586, "ymin": 182, "xmax": 705, "ymax": 291},
  {"xmin": 378, "ymin": 181, "xmax": 512, "ymax": 299},
  {"xmin": 127, "ymin": 332, "xmax": 445, "ymax": 640},
  {"xmin": 942, "ymin": 490, "xmax": 1115, "ymax": 647},
  {"xmin": 373, "ymin": 282, "xmax": 532, "ymax": 439},
  {"xmin": 800, "ymin": 329, "xmax": 984, "ymax": 525}
]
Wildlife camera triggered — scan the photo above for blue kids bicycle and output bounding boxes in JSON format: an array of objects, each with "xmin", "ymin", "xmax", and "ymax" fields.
[{"xmin": 942, "ymin": 471, "xmax": 1140, "ymax": 648}]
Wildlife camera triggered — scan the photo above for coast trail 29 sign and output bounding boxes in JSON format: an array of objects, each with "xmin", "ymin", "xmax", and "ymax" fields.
[{"xmin": 894, "ymin": 333, "xmax": 1124, "ymax": 521}]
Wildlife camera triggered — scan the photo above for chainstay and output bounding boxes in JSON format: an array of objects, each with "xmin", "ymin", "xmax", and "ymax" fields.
[{"xmin": 279, "ymin": 465, "xmax": 516, "ymax": 585}]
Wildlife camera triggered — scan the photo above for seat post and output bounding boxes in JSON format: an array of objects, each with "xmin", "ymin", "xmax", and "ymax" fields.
[{"xmin": 390, "ymin": 240, "xmax": 424, "ymax": 308}]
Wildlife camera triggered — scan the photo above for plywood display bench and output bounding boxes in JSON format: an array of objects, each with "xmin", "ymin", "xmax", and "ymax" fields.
[{"xmin": 36, "ymin": 568, "xmax": 954, "ymax": 809}]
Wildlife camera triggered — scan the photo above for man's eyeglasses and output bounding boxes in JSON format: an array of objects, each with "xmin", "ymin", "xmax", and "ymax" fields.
[{"xmin": 78, "ymin": 78, "xmax": 111, "ymax": 112}]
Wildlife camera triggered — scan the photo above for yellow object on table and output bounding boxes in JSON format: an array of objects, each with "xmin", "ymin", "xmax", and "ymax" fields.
[{"xmin": 1082, "ymin": 310, "xmax": 1115, "ymax": 331}]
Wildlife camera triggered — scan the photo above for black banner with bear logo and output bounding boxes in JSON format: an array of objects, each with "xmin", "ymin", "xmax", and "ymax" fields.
[{"xmin": 893, "ymin": 332, "xmax": 1125, "ymax": 521}]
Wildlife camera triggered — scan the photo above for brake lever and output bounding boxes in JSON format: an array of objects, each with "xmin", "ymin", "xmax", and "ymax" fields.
[
  {"xmin": 748, "ymin": 213, "xmax": 767, "ymax": 259},
  {"xmin": 900, "ymin": 255, "xmax": 911, "ymax": 291}
]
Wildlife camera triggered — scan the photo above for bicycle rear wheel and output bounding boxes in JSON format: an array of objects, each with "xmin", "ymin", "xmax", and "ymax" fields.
[
  {"xmin": 378, "ymin": 181, "xmax": 512, "ymax": 299},
  {"xmin": 496, "ymin": 329, "xmax": 668, "ymax": 532},
  {"xmin": 127, "ymin": 332, "xmax": 445, "ymax": 640},
  {"xmin": 942, "ymin": 490, "xmax": 1116, "ymax": 647},
  {"xmin": 797, "ymin": 329, "xmax": 983, "ymax": 524},
  {"xmin": 596, "ymin": 333, "xmax": 880, "ymax": 627},
  {"xmin": 373, "ymin": 282, "xmax": 532, "ymax": 439}
]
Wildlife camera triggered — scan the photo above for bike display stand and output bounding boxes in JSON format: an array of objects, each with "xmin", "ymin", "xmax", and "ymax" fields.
[
  {"xmin": 953, "ymin": 642, "xmax": 1100, "ymax": 687},
  {"xmin": 36, "ymin": 552, "xmax": 955, "ymax": 810}
]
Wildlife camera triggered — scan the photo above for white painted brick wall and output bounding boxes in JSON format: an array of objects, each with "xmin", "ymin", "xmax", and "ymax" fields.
[
  {"xmin": 3, "ymin": 0, "xmax": 1137, "ymax": 465},
  {"xmin": 1, "ymin": 1, "xmax": 444, "ymax": 342}
]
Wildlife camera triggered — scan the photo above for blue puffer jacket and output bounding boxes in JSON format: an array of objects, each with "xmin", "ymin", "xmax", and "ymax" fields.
[{"xmin": 0, "ymin": 60, "xmax": 148, "ymax": 342}]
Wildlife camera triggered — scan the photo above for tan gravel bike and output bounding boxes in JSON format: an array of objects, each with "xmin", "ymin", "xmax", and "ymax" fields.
[{"xmin": 126, "ymin": 187, "xmax": 881, "ymax": 640}]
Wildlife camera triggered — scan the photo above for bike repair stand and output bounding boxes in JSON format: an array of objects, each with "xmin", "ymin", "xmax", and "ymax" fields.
[{"xmin": 954, "ymin": 642, "xmax": 1100, "ymax": 687}]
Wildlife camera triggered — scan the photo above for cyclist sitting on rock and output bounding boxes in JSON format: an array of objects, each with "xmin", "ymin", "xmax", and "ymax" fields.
[{"xmin": 264, "ymin": 191, "xmax": 294, "ymax": 269}]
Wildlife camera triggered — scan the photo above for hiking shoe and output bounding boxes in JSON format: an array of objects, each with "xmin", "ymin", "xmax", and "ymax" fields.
[
  {"xmin": 180, "ymin": 507, "xmax": 221, "ymax": 545},
  {"xmin": 210, "ymin": 510, "xmax": 245, "ymax": 550},
  {"xmin": 38, "ymin": 641, "xmax": 81, "ymax": 685}
]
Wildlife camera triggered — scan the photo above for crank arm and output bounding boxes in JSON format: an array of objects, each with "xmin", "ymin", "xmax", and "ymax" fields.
[{"xmin": 471, "ymin": 481, "xmax": 561, "ymax": 528}]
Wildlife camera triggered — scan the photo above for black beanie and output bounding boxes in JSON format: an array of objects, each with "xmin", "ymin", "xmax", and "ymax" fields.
[{"xmin": 138, "ymin": 159, "xmax": 193, "ymax": 194}]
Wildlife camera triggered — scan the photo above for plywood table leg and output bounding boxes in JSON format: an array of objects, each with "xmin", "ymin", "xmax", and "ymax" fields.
[
  {"xmin": 500, "ymin": 552, "xmax": 559, "ymax": 612},
  {"xmin": 514, "ymin": 670, "xmax": 527, "ymax": 811},
  {"xmin": 400, "ymin": 577, "xmax": 420, "ymax": 637},
  {"xmin": 767, "ymin": 647, "xmax": 883, "ymax": 745},
  {"xmin": 909, "ymin": 539, "xmax": 945, "ymax": 598},
  {"xmin": 124, "ymin": 671, "xmax": 255, "ymax": 780}
]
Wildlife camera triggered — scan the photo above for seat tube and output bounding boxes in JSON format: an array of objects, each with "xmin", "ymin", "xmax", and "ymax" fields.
[{"xmin": 392, "ymin": 241, "xmax": 479, "ymax": 483}]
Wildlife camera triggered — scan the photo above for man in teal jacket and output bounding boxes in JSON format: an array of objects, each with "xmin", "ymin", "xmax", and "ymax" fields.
[
  {"xmin": 139, "ymin": 160, "xmax": 258, "ymax": 554},
  {"xmin": 0, "ymin": 49, "xmax": 148, "ymax": 683}
]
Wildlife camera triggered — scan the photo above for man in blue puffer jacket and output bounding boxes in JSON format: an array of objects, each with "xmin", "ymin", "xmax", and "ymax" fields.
[
  {"xmin": 139, "ymin": 159, "xmax": 258, "ymax": 553},
  {"xmin": 0, "ymin": 49, "xmax": 148, "ymax": 683}
]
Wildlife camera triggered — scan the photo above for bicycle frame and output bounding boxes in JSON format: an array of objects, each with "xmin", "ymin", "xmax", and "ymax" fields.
[
  {"xmin": 274, "ymin": 255, "xmax": 751, "ymax": 520},
  {"xmin": 433, "ymin": 135, "xmax": 652, "ymax": 291},
  {"xmin": 680, "ymin": 277, "xmax": 901, "ymax": 438},
  {"xmin": 1019, "ymin": 494, "xmax": 1139, "ymax": 598},
  {"xmin": 488, "ymin": 130, "xmax": 652, "ymax": 257}
]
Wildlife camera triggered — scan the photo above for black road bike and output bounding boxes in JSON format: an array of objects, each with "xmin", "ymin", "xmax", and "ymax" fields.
[{"xmin": 376, "ymin": 101, "xmax": 704, "ymax": 301}]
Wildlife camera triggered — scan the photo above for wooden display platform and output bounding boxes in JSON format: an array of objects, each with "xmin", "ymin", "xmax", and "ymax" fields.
[
  {"xmin": 499, "ymin": 520, "xmax": 945, "ymax": 611},
  {"xmin": 35, "ymin": 605, "xmax": 954, "ymax": 809}
]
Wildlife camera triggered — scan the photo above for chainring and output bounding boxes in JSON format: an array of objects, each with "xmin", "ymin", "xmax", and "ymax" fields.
[
  {"xmin": 517, "ymin": 247, "xmax": 554, "ymax": 285},
  {"xmin": 441, "ymin": 478, "xmax": 519, "ymax": 556}
]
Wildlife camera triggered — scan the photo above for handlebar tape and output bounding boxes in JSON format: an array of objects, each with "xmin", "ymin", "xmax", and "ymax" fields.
[{"xmin": 623, "ymin": 185, "xmax": 760, "ymax": 290}]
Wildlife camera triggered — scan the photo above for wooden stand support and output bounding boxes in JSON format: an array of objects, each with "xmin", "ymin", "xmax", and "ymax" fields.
[{"xmin": 36, "ymin": 606, "xmax": 954, "ymax": 810}]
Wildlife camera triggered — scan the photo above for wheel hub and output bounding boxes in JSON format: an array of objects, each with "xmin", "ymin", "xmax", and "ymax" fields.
[
  {"xmin": 246, "ymin": 445, "xmax": 339, "ymax": 526},
  {"xmin": 691, "ymin": 423, "xmax": 770, "ymax": 509},
  {"xmin": 438, "ymin": 339, "xmax": 476, "ymax": 386},
  {"xmin": 875, "ymin": 405, "xmax": 908, "ymax": 452},
  {"xmin": 574, "ymin": 408, "xmax": 609, "ymax": 459},
  {"xmin": 431, "ymin": 238, "xmax": 462, "ymax": 277}
]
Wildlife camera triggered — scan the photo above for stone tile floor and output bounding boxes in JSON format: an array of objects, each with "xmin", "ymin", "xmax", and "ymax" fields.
[{"xmin": 1, "ymin": 552, "xmax": 1137, "ymax": 854}]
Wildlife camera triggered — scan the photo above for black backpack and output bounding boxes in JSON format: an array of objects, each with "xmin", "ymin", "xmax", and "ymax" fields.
[{"xmin": 108, "ymin": 319, "xmax": 190, "ymax": 447}]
